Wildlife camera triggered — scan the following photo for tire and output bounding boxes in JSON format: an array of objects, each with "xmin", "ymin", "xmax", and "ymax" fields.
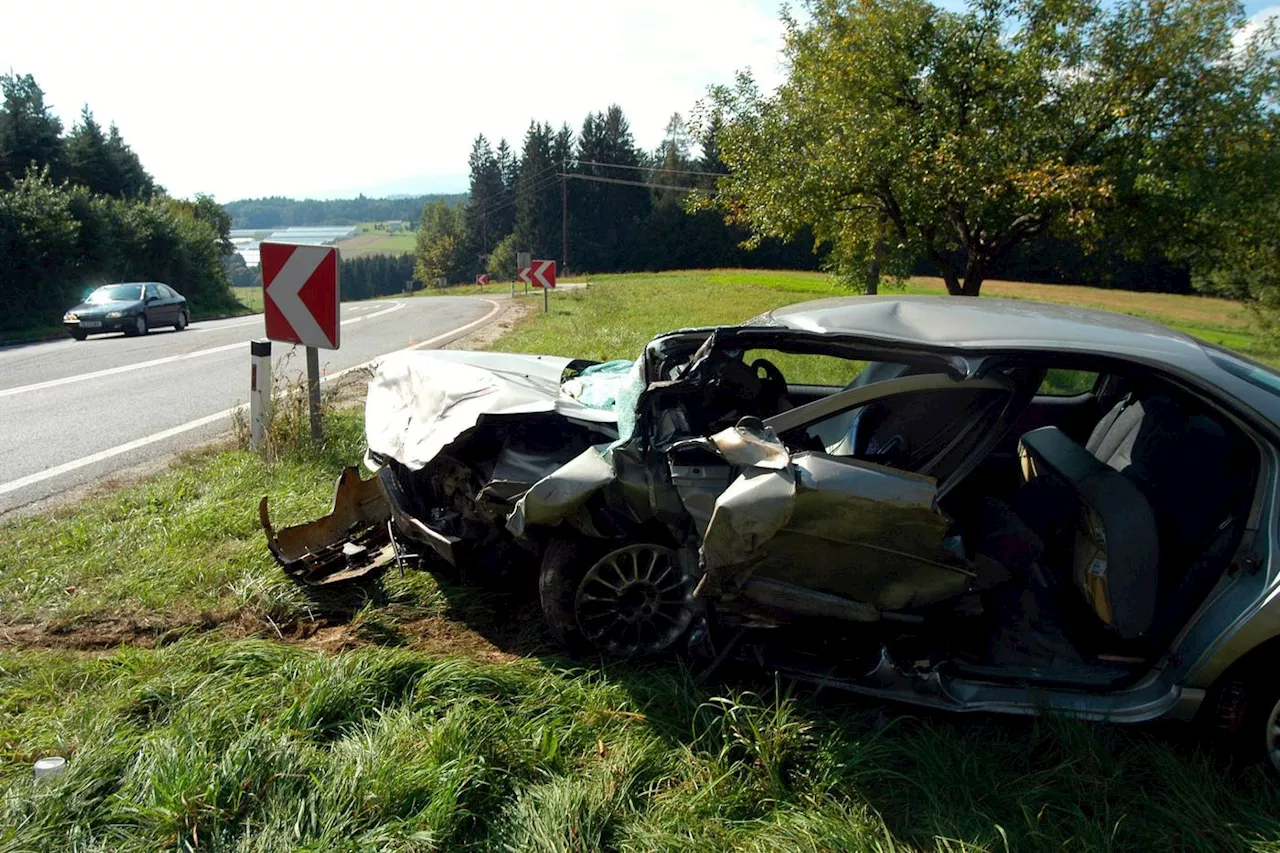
[
  {"xmin": 539, "ymin": 536, "xmax": 699, "ymax": 658},
  {"xmin": 128, "ymin": 314, "xmax": 148, "ymax": 337},
  {"xmin": 174, "ymin": 310, "xmax": 188, "ymax": 331},
  {"xmin": 1208, "ymin": 663, "xmax": 1280, "ymax": 777},
  {"xmin": 69, "ymin": 329, "xmax": 87, "ymax": 341}
]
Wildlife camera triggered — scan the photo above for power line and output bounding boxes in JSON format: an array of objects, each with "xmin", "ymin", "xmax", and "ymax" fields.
[
  {"xmin": 558, "ymin": 172, "xmax": 711, "ymax": 193},
  {"xmin": 468, "ymin": 165, "xmax": 562, "ymax": 219},
  {"xmin": 574, "ymin": 159, "xmax": 725, "ymax": 178}
]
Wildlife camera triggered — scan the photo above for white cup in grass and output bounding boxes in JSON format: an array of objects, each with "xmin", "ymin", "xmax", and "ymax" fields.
[{"xmin": 33, "ymin": 757, "xmax": 66, "ymax": 783}]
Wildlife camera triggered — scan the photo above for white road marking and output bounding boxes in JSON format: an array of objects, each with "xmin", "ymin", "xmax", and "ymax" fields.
[
  {"xmin": 0, "ymin": 341, "xmax": 246, "ymax": 399},
  {"xmin": 195, "ymin": 317, "xmax": 265, "ymax": 331},
  {"xmin": 0, "ymin": 303, "xmax": 404, "ymax": 398},
  {"xmin": 0, "ymin": 300, "xmax": 501, "ymax": 498}
]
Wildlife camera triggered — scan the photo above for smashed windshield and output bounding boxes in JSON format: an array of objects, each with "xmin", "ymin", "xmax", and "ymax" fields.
[{"xmin": 87, "ymin": 284, "xmax": 143, "ymax": 303}]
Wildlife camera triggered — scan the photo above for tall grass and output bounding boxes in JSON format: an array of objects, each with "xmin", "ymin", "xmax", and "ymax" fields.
[{"xmin": 2, "ymin": 639, "xmax": 1277, "ymax": 851}]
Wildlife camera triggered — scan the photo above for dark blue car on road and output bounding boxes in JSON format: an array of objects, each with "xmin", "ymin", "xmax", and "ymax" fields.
[{"xmin": 63, "ymin": 282, "xmax": 189, "ymax": 340}]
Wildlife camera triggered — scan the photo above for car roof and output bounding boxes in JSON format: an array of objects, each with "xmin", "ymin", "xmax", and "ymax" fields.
[
  {"xmin": 754, "ymin": 295, "xmax": 1280, "ymax": 428},
  {"xmin": 766, "ymin": 295, "xmax": 1198, "ymax": 357}
]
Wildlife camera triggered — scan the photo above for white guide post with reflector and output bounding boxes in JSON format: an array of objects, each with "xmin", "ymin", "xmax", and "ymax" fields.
[{"xmin": 249, "ymin": 339, "xmax": 271, "ymax": 451}]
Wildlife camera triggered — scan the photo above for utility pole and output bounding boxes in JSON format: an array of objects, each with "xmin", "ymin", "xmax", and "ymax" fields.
[{"xmin": 561, "ymin": 164, "xmax": 568, "ymax": 276}]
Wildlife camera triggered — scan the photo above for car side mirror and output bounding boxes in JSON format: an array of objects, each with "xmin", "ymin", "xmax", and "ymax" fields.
[{"xmin": 146, "ymin": 295, "xmax": 158, "ymax": 303}]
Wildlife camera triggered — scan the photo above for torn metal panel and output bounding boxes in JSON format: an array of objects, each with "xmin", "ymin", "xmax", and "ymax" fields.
[
  {"xmin": 259, "ymin": 466, "xmax": 396, "ymax": 586},
  {"xmin": 763, "ymin": 453, "xmax": 965, "ymax": 611},
  {"xmin": 365, "ymin": 350, "xmax": 618, "ymax": 472},
  {"xmin": 506, "ymin": 445, "xmax": 618, "ymax": 537},
  {"xmin": 700, "ymin": 466, "xmax": 798, "ymax": 577},
  {"xmin": 700, "ymin": 449, "xmax": 965, "ymax": 614},
  {"xmin": 667, "ymin": 439, "xmax": 735, "ymax": 536}
]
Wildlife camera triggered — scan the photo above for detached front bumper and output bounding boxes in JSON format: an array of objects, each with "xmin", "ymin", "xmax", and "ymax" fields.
[{"xmin": 260, "ymin": 465, "xmax": 461, "ymax": 586}]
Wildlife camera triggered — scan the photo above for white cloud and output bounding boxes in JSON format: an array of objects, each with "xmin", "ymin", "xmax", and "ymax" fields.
[
  {"xmin": 0, "ymin": 0, "xmax": 788, "ymax": 200},
  {"xmin": 1234, "ymin": 5, "xmax": 1280, "ymax": 53}
]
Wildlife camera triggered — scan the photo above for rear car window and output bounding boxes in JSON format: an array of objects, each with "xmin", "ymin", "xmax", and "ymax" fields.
[{"xmin": 1037, "ymin": 369, "xmax": 1099, "ymax": 396}]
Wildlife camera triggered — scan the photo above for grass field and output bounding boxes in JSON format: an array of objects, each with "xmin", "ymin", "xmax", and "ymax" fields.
[
  {"xmin": 3, "ymin": 269, "xmax": 1279, "ymax": 850},
  {"xmin": 334, "ymin": 223, "xmax": 417, "ymax": 259},
  {"xmin": 481, "ymin": 269, "xmax": 1273, "ymax": 365},
  {"xmin": 231, "ymin": 285, "xmax": 264, "ymax": 313}
]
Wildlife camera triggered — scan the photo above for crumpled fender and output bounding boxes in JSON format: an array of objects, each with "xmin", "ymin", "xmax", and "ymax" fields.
[{"xmin": 506, "ymin": 445, "xmax": 618, "ymax": 537}]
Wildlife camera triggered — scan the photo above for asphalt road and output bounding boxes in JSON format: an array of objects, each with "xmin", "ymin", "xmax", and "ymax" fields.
[{"xmin": 0, "ymin": 296, "xmax": 500, "ymax": 517}]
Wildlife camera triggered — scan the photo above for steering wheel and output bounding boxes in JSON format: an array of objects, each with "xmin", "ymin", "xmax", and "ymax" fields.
[{"xmin": 750, "ymin": 358, "xmax": 788, "ymax": 413}]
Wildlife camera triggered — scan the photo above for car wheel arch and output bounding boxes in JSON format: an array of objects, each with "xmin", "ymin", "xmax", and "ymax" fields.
[{"xmin": 1197, "ymin": 632, "xmax": 1280, "ymax": 724}]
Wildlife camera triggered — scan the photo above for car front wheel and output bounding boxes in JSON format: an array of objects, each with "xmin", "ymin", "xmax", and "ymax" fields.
[
  {"xmin": 539, "ymin": 537, "xmax": 699, "ymax": 658},
  {"xmin": 69, "ymin": 329, "xmax": 87, "ymax": 341},
  {"xmin": 174, "ymin": 310, "xmax": 188, "ymax": 331},
  {"xmin": 130, "ymin": 314, "xmax": 148, "ymax": 336}
]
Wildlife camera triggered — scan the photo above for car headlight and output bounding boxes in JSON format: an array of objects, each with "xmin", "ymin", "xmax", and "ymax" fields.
[
  {"xmin": 106, "ymin": 311, "xmax": 123, "ymax": 319},
  {"xmin": 64, "ymin": 312, "xmax": 77, "ymax": 322}
]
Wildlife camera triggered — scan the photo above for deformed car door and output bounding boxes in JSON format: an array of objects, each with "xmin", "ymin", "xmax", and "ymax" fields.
[{"xmin": 697, "ymin": 373, "xmax": 1016, "ymax": 617}]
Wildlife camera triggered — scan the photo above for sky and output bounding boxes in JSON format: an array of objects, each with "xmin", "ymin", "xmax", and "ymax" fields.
[
  {"xmin": 0, "ymin": 0, "xmax": 791, "ymax": 201},
  {"xmin": 2, "ymin": 0, "xmax": 1277, "ymax": 203}
]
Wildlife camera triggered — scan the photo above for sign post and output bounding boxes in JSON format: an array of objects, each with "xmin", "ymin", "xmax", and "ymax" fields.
[
  {"xmin": 531, "ymin": 259, "xmax": 556, "ymax": 313},
  {"xmin": 517, "ymin": 251, "xmax": 531, "ymax": 296},
  {"xmin": 260, "ymin": 242, "xmax": 341, "ymax": 444}
]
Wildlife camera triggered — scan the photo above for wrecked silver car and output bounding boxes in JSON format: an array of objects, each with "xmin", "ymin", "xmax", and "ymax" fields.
[{"xmin": 262, "ymin": 296, "xmax": 1280, "ymax": 773}]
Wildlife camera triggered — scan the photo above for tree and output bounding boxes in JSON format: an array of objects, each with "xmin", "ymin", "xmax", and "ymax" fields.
[
  {"xmin": 66, "ymin": 106, "xmax": 117, "ymax": 197},
  {"xmin": 414, "ymin": 199, "xmax": 461, "ymax": 285},
  {"xmin": 463, "ymin": 135, "xmax": 504, "ymax": 264},
  {"xmin": 707, "ymin": 0, "xmax": 1280, "ymax": 296},
  {"xmin": 1193, "ymin": 115, "xmax": 1280, "ymax": 330},
  {"xmin": 0, "ymin": 72, "xmax": 63, "ymax": 184},
  {"xmin": 106, "ymin": 123, "xmax": 157, "ymax": 199},
  {"xmin": 494, "ymin": 138, "xmax": 519, "ymax": 239},
  {"xmin": 487, "ymin": 232, "xmax": 519, "ymax": 282},
  {"xmin": 514, "ymin": 122, "xmax": 559, "ymax": 260},
  {"xmin": 571, "ymin": 105, "xmax": 651, "ymax": 271}
]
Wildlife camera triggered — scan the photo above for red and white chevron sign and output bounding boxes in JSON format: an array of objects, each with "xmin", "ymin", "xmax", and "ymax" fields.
[
  {"xmin": 531, "ymin": 259, "xmax": 556, "ymax": 289},
  {"xmin": 476, "ymin": 273, "xmax": 489, "ymax": 286},
  {"xmin": 260, "ymin": 242, "xmax": 341, "ymax": 350}
]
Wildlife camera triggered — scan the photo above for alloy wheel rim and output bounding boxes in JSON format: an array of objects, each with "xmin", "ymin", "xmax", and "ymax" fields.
[
  {"xmin": 137, "ymin": 316, "xmax": 146, "ymax": 334},
  {"xmin": 574, "ymin": 543, "xmax": 694, "ymax": 657},
  {"xmin": 1266, "ymin": 696, "xmax": 1280, "ymax": 774}
]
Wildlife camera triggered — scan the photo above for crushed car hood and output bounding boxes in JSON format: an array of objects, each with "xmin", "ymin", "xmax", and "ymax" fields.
[{"xmin": 365, "ymin": 350, "xmax": 620, "ymax": 471}]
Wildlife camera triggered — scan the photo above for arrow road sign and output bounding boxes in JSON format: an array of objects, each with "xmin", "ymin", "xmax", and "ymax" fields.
[
  {"xmin": 531, "ymin": 259, "xmax": 556, "ymax": 289},
  {"xmin": 476, "ymin": 274, "xmax": 489, "ymax": 286},
  {"xmin": 260, "ymin": 242, "xmax": 340, "ymax": 350}
]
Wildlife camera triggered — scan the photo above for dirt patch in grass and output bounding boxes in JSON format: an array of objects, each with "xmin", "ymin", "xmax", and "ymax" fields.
[
  {"xmin": 304, "ymin": 614, "xmax": 519, "ymax": 663},
  {"xmin": 0, "ymin": 610, "xmax": 251, "ymax": 651}
]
